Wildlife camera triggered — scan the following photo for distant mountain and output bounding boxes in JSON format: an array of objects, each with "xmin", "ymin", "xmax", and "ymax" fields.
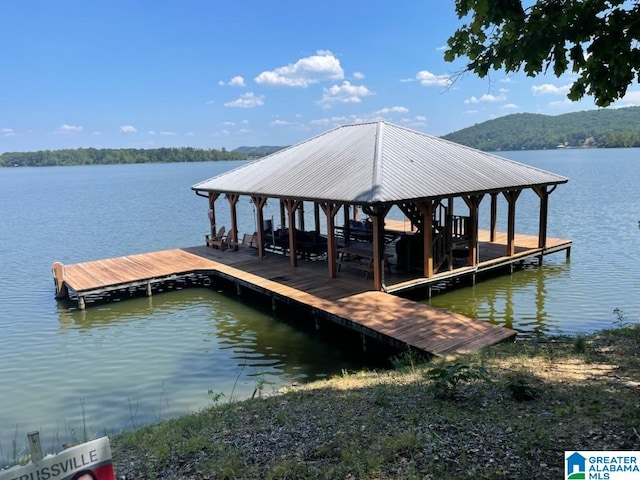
[
  {"xmin": 442, "ymin": 106, "xmax": 640, "ymax": 151},
  {"xmin": 233, "ymin": 145, "xmax": 286, "ymax": 157}
]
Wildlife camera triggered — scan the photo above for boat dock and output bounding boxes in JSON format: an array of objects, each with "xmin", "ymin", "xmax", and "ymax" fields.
[{"xmin": 49, "ymin": 231, "xmax": 574, "ymax": 356}]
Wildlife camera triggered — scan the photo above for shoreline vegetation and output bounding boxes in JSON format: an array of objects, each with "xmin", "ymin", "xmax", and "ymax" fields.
[
  {"xmin": 5, "ymin": 320, "xmax": 635, "ymax": 478},
  {"xmin": 0, "ymin": 146, "xmax": 285, "ymax": 168}
]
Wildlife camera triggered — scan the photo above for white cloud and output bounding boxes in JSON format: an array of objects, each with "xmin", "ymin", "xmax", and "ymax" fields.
[
  {"xmin": 501, "ymin": 103, "xmax": 518, "ymax": 110},
  {"xmin": 317, "ymin": 81, "xmax": 372, "ymax": 107},
  {"xmin": 416, "ymin": 70, "xmax": 451, "ymax": 87},
  {"xmin": 255, "ymin": 51, "xmax": 344, "ymax": 87},
  {"xmin": 159, "ymin": 131, "xmax": 176, "ymax": 136},
  {"xmin": 620, "ymin": 90, "xmax": 640, "ymax": 106},
  {"xmin": 219, "ymin": 75, "xmax": 246, "ymax": 87},
  {"xmin": 464, "ymin": 93, "xmax": 507, "ymax": 104},
  {"xmin": 352, "ymin": 71, "xmax": 365, "ymax": 80},
  {"xmin": 375, "ymin": 106, "xmax": 409, "ymax": 115},
  {"xmin": 147, "ymin": 130, "xmax": 157, "ymax": 135},
  {"xmin": 270, "ymin": 119, "xmax": 298, "ymax": 126},
  {"xmin": 120, "ymin": 125, "xmax": 137, "ymax": 133},
  {"xmin": 224, "ymin": 92, "xmax": 265, "ymax": 108},
  {"xmin": 2, "ymin": 128, "xmax": 16, "ymax": 136},
  {"xmin": 56, "ymin": 124, "xmax": 83, "ymax": 133},
  {"xmin": 311, "ymin": 116, "xmax": 350, "ymax": 127},
  {"xmin": 532, "ymin": 83, "xmax": 571, "ymax": 95}
]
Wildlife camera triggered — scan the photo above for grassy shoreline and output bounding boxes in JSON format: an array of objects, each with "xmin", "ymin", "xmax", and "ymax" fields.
[{"xmin": 106, "ymin": 323, "xmax": 640, "ymax": 479}]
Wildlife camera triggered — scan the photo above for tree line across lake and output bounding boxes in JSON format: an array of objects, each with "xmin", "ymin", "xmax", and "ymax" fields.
[
  {"xmin": 3, "ymin": 106, "xmax": 640, "ymax": 166},
  {"xmin": 0, "ymin": 146, "xmax": 283, "ymax": 168}
]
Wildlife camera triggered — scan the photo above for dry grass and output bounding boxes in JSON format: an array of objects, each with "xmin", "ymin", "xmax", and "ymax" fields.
[{"xmin": 111, "ymin": 324, "xmax": 640, "ymax": 479}]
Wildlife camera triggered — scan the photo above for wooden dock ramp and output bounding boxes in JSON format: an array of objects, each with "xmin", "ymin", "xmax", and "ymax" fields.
[
  {"xmin": 331, "ymin": 292, "xmax": 515, "ymax": 356},
  {"xmin": 52, "ymin": 248, "xmax": 516, "ymax": 356}
]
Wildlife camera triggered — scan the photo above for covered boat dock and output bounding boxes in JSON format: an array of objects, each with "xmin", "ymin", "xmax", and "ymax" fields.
[{"xmin": 52, "ymin": 121, "xmax": 571, "ymax": 355}]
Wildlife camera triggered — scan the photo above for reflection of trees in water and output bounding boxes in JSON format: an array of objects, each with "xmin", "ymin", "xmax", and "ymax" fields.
[
  {"xmin": 57, "ymin": 288, "xmax": 362, "ymax": 384},
  {"xmin": 429, "ymin": 262, "xmax": 569, "ymax": 337},
  {"xmin": 211, "ymin": 297, "xmax": 370, "ymax": 382}
]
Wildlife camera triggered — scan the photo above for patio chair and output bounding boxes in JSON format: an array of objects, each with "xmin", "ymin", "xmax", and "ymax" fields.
[{"xmin": 206, "ymin": 226, "xmax": 226, "ymax": 248}]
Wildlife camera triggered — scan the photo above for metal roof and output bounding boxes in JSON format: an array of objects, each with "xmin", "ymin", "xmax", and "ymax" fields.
[{"xmin": 192, "ymin": 122, "xmax": 568, "ymax": 204}]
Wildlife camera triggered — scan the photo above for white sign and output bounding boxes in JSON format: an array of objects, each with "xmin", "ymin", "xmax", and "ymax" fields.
[{"xmin": 0, "ymin": 437, "xmax": 114, "ymax": 480}]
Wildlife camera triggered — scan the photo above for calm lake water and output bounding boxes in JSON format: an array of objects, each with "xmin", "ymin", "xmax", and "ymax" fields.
[{"xmin": 1, "ymin": 149, "xmax": 638, "ymax": 464}]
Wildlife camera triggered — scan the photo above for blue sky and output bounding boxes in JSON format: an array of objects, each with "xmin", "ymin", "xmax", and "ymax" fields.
[{"xmin": 2, "ymin": 1, "xmax": 638, "ymax": 154}]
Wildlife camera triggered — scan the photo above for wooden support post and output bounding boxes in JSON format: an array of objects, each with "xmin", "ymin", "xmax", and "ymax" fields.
[
  {"xmin": 146, "ymin": 281, "xmax": 152, "ymax": 297},
  {"xmin": 314, "ymin": 203, "xmax": 321, "ymax": 233},
  {"xmin": 226, "ymin": 194, "xmax": 240, "ymax": 250},
  {"xmin": 343, "ymin": 205, "xmax": 351, "ymax": 244},
  {"xmin": 272, "ymin": 296, "xmax": 277, "ymax": 313},
  {"xmin": 252, "ymin": 196, "xmax": 268, "ymax": 258},
  {"xmin": 416, "ymin": 200, "xmax": 437, "ymax": 278},
  {"xmin": 279, "ymin": 200, "xmax": 286, "ymax": 229},
  {"xmin": 361, "ymin": 333, "xmax": 367, "ymax": 352},
  {"xmin": 78, "ymin": 296, "xmax": 86, "ymax": 310},
  {"xmin": 365, "ymin": 205, "xmax": 392, "ymax": 291},
  {"xmin": 503, "ymin": 189, "xmax": 522, "ymax": 256},
  {"xmin": 320, "ymin": 202, "xmax": 341, "ymax": 278},
  {"xmin": 208, "ymin": 193, "xmax": 220, "ymax": 239},
  {"xmin": 490, "ymin": 193, "xmax": 498, "ymax": 242},
  {"xmin": 28, "ymin": 431, "xmax": 43, "ymax": 462},
  {"xmin": 534, "ymin": 184, "xmax": 556, "ymax": 249},
  {"xmin": 297, "ymin": 201, "xmax": 305, "ymax": 231},
  {"xmin": 462, "ymin": 194, "xmax": 484, "ymax": 267},
  {"xmin": 284, "ymin": 199, "xmax": 301, "ymax": 267},
  {"xmin": 52, "ymin": 262, "xmax": 68, "ymax": 299},
  {"xmin": 236, "ymin": 283, "xmax": 242, "ymax": 296}
]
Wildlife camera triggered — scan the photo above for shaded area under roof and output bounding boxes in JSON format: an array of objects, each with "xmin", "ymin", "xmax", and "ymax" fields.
[{"xmin": 192, "ymin": 122, "xmax": 568, "ymax": 204}]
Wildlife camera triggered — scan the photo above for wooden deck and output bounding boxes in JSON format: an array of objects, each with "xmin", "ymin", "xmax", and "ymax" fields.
[{"xmin": 52, "ymin": 244, "xmax": 519, "ymax": 356}]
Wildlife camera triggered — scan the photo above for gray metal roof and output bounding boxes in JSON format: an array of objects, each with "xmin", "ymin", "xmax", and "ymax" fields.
[{"xmin": 192, "ymin": 122, "xmax": 568, "ymax": 204}]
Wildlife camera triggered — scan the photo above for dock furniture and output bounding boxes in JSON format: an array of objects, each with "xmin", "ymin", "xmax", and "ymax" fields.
[
  {"xmin": 337, "ymin": 244, "xmax": 393, "ymax": 278},
  {"xmin": 205, "ymin": 226, "xmax": 226, "ymax": 249}
]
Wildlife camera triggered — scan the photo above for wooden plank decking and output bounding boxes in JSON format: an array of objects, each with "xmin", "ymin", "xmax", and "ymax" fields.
[{"xmin": 52, "ymin": 246, "xmax": 517, "ymax": 356}]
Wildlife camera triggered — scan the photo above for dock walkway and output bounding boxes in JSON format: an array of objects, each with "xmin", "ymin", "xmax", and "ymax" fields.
[{"xmin": 52, "ymin": 247, "xmax": 516, "ymax": 356}]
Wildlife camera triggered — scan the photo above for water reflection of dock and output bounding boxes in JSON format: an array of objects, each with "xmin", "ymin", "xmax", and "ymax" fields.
[{"xmin": 48, "ymin": 236, "xmax": 570, "ymax": 355}]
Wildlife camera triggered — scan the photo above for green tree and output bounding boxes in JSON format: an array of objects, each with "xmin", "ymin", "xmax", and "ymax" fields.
[{"xmin": 445, "ymin": 0, "xmax": 640, "ymax": 107}]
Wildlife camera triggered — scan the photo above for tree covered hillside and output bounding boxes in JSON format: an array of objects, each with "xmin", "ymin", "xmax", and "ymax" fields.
[
  {"xmin": 442, "ymin": 106, "xmax": 640, "ymax": 151},
  {"xmin": 0, "ymin": 147, "xmax": 246, "ymax": 167}
]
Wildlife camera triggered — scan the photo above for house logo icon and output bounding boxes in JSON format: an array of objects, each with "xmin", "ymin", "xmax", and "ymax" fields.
[{"xmin": 566, "ymin": 452, "xmax": 586, "ymax": 479}]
